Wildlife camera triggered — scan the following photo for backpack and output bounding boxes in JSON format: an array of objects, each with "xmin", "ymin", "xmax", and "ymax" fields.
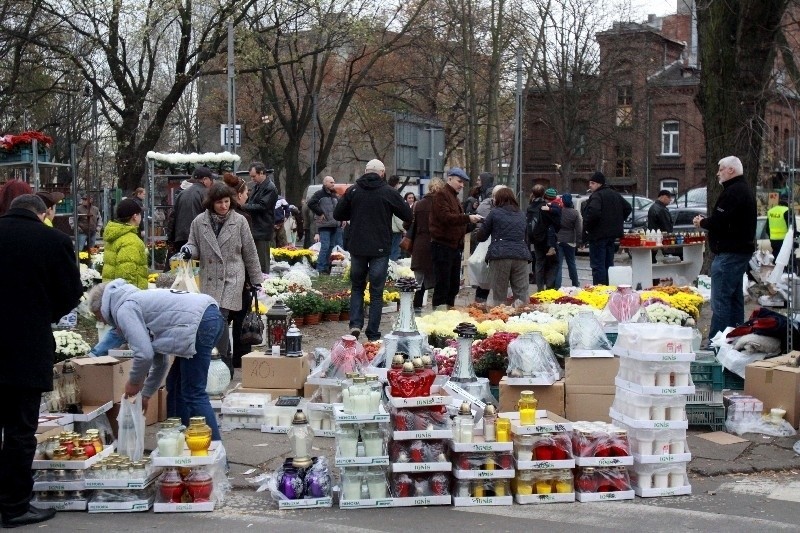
[{"xmin": 528, "ymin": 201, "xmax": 546, "ymax": 243}]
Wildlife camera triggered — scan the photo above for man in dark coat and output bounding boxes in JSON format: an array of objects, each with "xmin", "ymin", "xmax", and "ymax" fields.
[
  {"xmin": 647, "ymin": 189, "xmax": 674, "ymax": 233},
  {"xmin": 242, "ymin": 162, "xmax": 279, "ymax": 273},
  {"xmin": 308, "ymin": 175, "xmax": 340, "ymax": 274},
  {"xmin": 168, "ymin": 166, "xmax": 213, "ymax": 255},
  {"xmin": 582, "ymin": 171, "xmax": 632, "ymax": 285},
  {"xmin": 0, "ymin": 195, "xmax": 82, "ymax": 528},
  {"xmin": 334, "ymin": 159, "xmax": 412, "ymax": 340}
]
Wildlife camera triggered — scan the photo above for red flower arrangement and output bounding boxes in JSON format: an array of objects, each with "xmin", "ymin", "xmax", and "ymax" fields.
[
  {"xmin": 0, "ymin": 131, "xmax": 54, "ymax": 152},
  {"xmin": 471, "ymin": 331, "xmax": 519, "ymax": 375}
]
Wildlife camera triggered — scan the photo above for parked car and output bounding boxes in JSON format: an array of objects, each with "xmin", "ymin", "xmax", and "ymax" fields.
[{"xmin": 673, "ymin": 187, "xmax": 706, "ymax": 208}]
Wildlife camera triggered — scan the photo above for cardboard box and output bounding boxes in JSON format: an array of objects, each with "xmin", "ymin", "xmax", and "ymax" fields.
[
  {"xmin": 304, "ymin": 382, "xmax": 319, "ymax": 399},
  {"xmin": 241, "ymin": 352, "xmax": 309, "ymax": 389},
  {"xmin": 498, "ymin": 378, "xmax": 565, "ymax": 416},
  {"xmin": 745, "ymin": 355, "xmax": 800, "ymax": 428},
  {"xmin": 565, "ymin": 357, "xmax": 620, "ymax": 394},
  {"xmin": 71, "ymin": 356, "xmax": 134, "ymax": 405},
  {"xmin": 566, "ymin": 392, "xmax": 615, "ymax": 423}
]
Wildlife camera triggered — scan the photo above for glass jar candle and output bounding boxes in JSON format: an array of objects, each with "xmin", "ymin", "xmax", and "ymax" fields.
[
  {"xmin": 360, "ymin": 428, "xmax": 384, "ymax": 457},
  {"xmin": 482, "ymin": 405, "xmax": 497, "ymax": 442},
  {"xmin": 515, "ymin": 435, "xmax": 534, "ymax": 462},
  {"xmin": 365, "ymin": 467, "xmax": 387, "ymax": 499},
  {"xmin": 515, "ymin": 471, "xmax": 534, "ymax": 495},
  {"xmin": 364, "ymin": 374, "xmax": 383, "ymax": 412},
  {"xmin": 518, "ymin": 390, "xmax": 537, "ymax": 425},
  {"xmin": 336, "ymin": 427, "xmax": 359, "ymax": 457},
  {"xmin": 553, "ymin": 470, "xmax": 573, "ymax": 493},
  {"xmin": 495, "ymin": 417, "xmax": 511, "ymax": 442},
  {"xmin": 534, "ymin": 476, "xmax": 553, "ymax": 494},
  {"xmin": 494, "ymin": 479, "xmax": 509, "ymax": 496},
  {"xmin": 341, "ymin": 469, "xmax": 363, "ymax": 500}
]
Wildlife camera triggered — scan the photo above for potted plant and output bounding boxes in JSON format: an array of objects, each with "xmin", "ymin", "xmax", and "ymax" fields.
[
  {"xmin": 304, "ymin": 293, "xmax": 325, "ymax": 325},
  {"xmin": 322, "ymin": 297, "xmax": 341, "ymax": 321},
  {"xmin": 339, "ymin": 296, "xmax": 351, "ymax": 322},
  {"xmin": 471, "ymin": 332, "xmax": 519, "ymax": 385},
  {"xmin": 284, "ymin": 294, "xmax": 308, "ymax": 326}
]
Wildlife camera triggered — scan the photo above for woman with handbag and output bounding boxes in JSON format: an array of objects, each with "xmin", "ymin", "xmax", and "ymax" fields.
[
  {"xmin": 180, "ymin": 182, "xmax": 263, "ymax": 370},
  {"xmin": 223, "ymin": 173, "xmax": 260, "ymax": 369},
  {"xmin": 405, "ymin": 178, "xmax": 443, "ymax": 313},
  {"xmin": 475, "ymin": 187, "xmax": 530, "ymax": 306}
]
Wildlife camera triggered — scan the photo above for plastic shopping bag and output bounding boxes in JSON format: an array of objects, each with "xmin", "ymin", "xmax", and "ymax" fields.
[
  {"xmin": 467, "ymin": 237, "xmax": 491, "ymax": 287},
  {"xmin": 116, "ymin": 394, "xmax": 145, "ymax": 460},
  {"xmin": 171, "ymin": 259, "xmax": 200, "ymax": 293}
]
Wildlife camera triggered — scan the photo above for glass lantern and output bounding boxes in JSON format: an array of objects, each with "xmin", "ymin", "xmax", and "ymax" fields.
[
  {"xmin": 206, "ymin": 348, "xmax": 231, "ymax": 397},
  {"xmin": 288, "ymin": 409, "xmax": 313, "ymax": 469},
  {"xmin": 285, "ymin": 321, "xmax": 303, "ymax": 357},
  {"xmin": 450, "ymin": 322, "xmax": 478, "ymax": 383},
  {"xmin": 266, "ymin": 299, "xmax": 292, "ymax": 355}
]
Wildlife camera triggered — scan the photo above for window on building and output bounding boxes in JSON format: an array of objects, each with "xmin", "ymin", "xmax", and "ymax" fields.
[
  {"xmin": 616, "ymin": 145, "xmax": 632, "ymax": 177},
  {"xmin": 616, "ymin": 86, "xmax": 632, "ymax": 127},
  {"xmin": 661, "ymin": 121, "xmax": 680, "ymax": 155}
]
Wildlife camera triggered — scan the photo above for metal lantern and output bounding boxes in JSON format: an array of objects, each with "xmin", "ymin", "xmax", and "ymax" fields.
[
  {"xmin": 60, "ymin": 360, "xmax": 81, "ymax": 412},
  {"xmin": 266, "ymin": 299, "xmax": 292, "ymax": 355},
  {"xmin": 285, "ymin": 321, "xmax": 303, "ymax": 357},
  {"xmin": 288, "ymin": 410, "xmax": 313, "ymax": 469}
]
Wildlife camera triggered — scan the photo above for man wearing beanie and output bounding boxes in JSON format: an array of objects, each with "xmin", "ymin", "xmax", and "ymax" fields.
[
  {"xmin": 527, "ymin": 185, "xmax": 561, "ymax": 290},
  {"xmin": 582, "ymin": 171, "xmax": 631, "ymax": 285},
  {"xmin": 101, "ymin": 198, "xmax": 148, "ymax": 288}
]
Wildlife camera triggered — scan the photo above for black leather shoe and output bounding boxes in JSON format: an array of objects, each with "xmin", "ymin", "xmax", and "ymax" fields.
[{"xmin": 2, "ymin": 506, "xmax": 56, "ymax": 528}]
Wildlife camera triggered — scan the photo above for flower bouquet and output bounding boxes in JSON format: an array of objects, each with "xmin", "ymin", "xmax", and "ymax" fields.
[
  {"xmin": 53, "ymin": 331, "xmax": 91, "ymax": 363},
  {"xmin": 0, "ymin": 131, "xmax": 53, "ymax": 162},
  {"xmin": 146, "ymin": 151, "xmax": 242, "ymax": 173},
  {"xmin": 79, "ymin": 265, "xmax": 102, "ymax": 290},
  {"xmin": 471, "ymin": 331, "xmax": 519, "ymax": 378}
]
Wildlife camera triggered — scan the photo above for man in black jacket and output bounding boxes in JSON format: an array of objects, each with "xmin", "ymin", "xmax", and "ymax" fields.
[
  {"xmin": 0, "ymin": 195, "xmax": 82, "ymax": 528},
  {"xmin": 334, "ymin": 159, "xmax": 412, "ymax": 340},
  {"xmin": 308, "ymin": 175, "xmax": 340, "ymax": 274},
  {"xmin": 168, "ymin": 166, "xmax": 213, "ymax": 256},
  {"xmin": 582, "ymin": 172, "xmax": 632, "ymax": 285},
  {"xmin": 694, "ymin": 156, "xmax": 757, "ymax": 339},
  {"xmin": 647, "ymin": 189, "xmax": 675, "ymax": 263},
  {"xmin": 243, "ymin": 162, "xmax": 279, "ymax": 273}
]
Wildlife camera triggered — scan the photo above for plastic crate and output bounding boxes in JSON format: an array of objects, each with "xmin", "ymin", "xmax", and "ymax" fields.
[
  {"xmin": 686, "ymin": 403, "xmax": 726, "ymax": 431},
  {"xmin": 722, "ymin": 369, "xmax": 744, "ymax": 391},
  {"xmin": 690, "ymin": 360, "xmax": 724, "ymax": 390},
  {"xmin": 686, "ymin": 385, "xmax": 724, "ymax": 405}
]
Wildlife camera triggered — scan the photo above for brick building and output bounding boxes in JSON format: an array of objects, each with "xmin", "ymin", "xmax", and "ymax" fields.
[{"xmin": 523, "ymin": 1, "xmax": 800, "ymax": 200}]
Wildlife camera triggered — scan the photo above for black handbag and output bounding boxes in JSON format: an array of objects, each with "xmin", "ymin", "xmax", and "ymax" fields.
[{"xmin": 240, "ymin": 288, "xmax": 264, "ymax": 345}]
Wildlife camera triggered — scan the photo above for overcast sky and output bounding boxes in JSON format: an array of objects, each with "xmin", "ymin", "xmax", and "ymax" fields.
[{"xmin": 632, "ymin": 0, "xmax": 681, "ymax": 17}]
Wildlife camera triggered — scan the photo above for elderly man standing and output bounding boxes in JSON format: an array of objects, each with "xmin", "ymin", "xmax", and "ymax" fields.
[
  {"xmin": 694, "ymin": 156, "xmax": 756, "ymax": 339},
  {"xmin": 429, "ymin": 168, "xmax": 483, "ymax": 310},
  {"xmin": 309, "ymin": 175, "xmax": 340, "ymax": 274},
  {"xmin": 243, "ymin": 162, "xmax": 279, "ymax": 273},
  {"xmin": 74, "ymin": 193, "xmax": 102, "ymax": 251},
  {"xmin": 334, "ymin": 159, "xmax": 412, "ymax": 340},
  {"xmin": 582, "ymin": 171, "xmax": 631, "ymax": 285},
  {"xmin": 0, "ymin": 195, "xmax": 82, "ymax": 528}
]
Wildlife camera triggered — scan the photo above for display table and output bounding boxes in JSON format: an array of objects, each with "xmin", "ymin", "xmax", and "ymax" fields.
[{"xmin": 622, "ymin": 242, "xmax": 705, "ymax": 289}]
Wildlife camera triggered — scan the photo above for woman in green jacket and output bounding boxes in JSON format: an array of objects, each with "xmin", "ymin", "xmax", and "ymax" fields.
[{"xmin": 102, "ymin": 198, "xmax": 148, "ymax": 289}]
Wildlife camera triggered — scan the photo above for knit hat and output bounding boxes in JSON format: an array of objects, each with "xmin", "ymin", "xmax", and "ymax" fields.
[
  {"xmin": 561, "ymin": 192, "xmax": 573, "ymax": 208},
  {"xmin": 447, "ymin": 167, "xmax": 470, "ymax": 182},
  {"xmin": 365, "ymin": 159, "xmax": 386, "ymax": 173},
  {"xmin": 36, "ymin": 191, "xmax": 64, "ymax": 208},
  {"xmin": 589, "ymin": 171, "xmax": 606, "ymax": 185},
  {"xmin": 116, "ymin": 198, "xmax": 142, "ymax": 221},
  {"xmin": 544, "ymin": 187, "xmax": 557, "ymax": 199}
]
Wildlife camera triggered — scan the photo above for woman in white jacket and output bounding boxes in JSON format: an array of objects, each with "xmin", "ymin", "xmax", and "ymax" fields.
[{"xmin": 181, "ymin": 182, "xmax": 263, "ymax": 366}]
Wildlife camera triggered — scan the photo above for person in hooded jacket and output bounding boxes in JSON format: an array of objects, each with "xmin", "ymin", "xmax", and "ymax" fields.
[
  {"xmin": 101, "ymin": 199, "xmax": 148, "ymax": 288},
  {"xmin": 476, "ymin": 187, "xmax": 530, "ymax": 305},
  {"xmin": 333, "ymin": 159, "xmax": 412, "ymax": 340},
  {"xmin": 87, "ymin": 280, "xmax": 224, "ymax": 441},
  {"xmin": 471, "ymin": 184, "xmax": 506, "ymax": 302}
]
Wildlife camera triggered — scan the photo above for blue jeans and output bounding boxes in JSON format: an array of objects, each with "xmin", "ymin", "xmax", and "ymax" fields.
[
  {"xmin": 166, "ymin": 305, "xmax": 224, "ymax": 440},
  {"xmin": 317, "ymin": 228, "xmax": 335, "ymax": 273},
  {"xmin": 555, "ymin": 242, "xmax": 579, "ymax": 287},
  {"xmin": 709, "ymin": 252, "xmax": 751, "ymax": 339},
  {"xmin": 390, "ymin": 233, "xmax": 402, "ymax": 261},
  {"xmin": 335, "ymin": 227, "xmax": 344, "ymax": 248},
  {"xmin": 349, "ymin": 255, "xmax": 390, "ymax": 341},
  {"xmin": 77, "ymin": 232, "xmax": 96, "ymax": 251},
  {"xmin": 90, "ymin": 328, "xmax": 125, "ymax": 356},
  {"xmin": 588, "ymin": 238, "xmax": 616, "ymax": 285}
]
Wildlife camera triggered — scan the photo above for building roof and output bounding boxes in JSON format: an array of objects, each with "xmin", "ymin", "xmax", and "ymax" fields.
[
  {"xmin": 648, "ymin": 61, "xmax": 701, "ymax": 87},
  {"xmin": 596, "ymin": 21, "xmax": 686, "ymax": 48}
]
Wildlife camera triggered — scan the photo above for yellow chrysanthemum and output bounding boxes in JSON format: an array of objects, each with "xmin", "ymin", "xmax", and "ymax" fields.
[
  {"xmin": 574, "ymin": 290, "xmax": 609, "ymax": 309},
  {"xmin": 531, "ymin": 289, "xmax": 564, "ymax": 302}
]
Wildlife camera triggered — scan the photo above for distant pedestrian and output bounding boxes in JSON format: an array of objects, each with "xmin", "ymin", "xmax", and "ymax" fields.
[
  {"xmin": 168, "ymin": 166, "xmax": 213, "ymax": 257},
  {"xmin": 0, "ymin": 194, "xmax": 82, "ymax": 528},
  {"xmin": 767, "ymin": 191, "xmax": 792, "ymax": 259},
  {"xmin": 242, "ymin": 163, "xmax": 279, "ymax": 273},
  {"xmin": 647, "ymin": 189, "xmax": 674, "ymax": 233},
  {"xmin": 309, "ymin": 175, "xmax": 340, "ymax": 274},
  {"xmin": 405, "ymin": 179, "xmax": 443, "ymax": 313},
  {"xmin": 694, "ymin": 156, "xmax": 756, "ymax": 339},
  {"xmin": 555, "ymin": 193, "xmax": 582, "ymax": 287},
  {"xmin": 582, "ymin": 172, "xmax": 631, "ymax": 285},
  {"xmin": 35, "ymin": 191, "xmax": 64, "ymax": 228},
  {"xmin": 429, "ymin": 168, "xmax": 483, "ymax": 310},
  {"xmin": 102, "ymin": 198, "xmax": 148, "ymax": 288},
  {"xmin": 73, "ymin": 193, "xmax": 103, "ymax": 251},
  {"xmin": 334, "ymin": 159, "xmax": 412, "ymax": 340},
  {"xmin": 472, "ymin": 184, "xmax": 505, "ymax": 302},
  {"xmin": 476, "ymin": 187, "xmax": 530, "ymax": 306},
  {"xmin": 0, "ymin": 179, "xmax": 32, "ymax": 216},
  {"xmin": 527, "ymin": 186, "xmax": 561, "ymax": 290}
]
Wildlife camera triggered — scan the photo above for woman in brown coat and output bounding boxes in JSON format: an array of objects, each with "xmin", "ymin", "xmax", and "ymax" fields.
[
  {"xmin": 182, "ymin": 182, "xmax": 262, "ymax": 360},
  {"xmin": 405, "ymin": 178, "xmax": 444, "ymax": 313}
]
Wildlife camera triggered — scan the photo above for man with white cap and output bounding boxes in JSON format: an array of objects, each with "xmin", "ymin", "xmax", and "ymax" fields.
[
  {"xmin": 429, "ymin": 167, "xmax": 483, "ymax": 309},
  {"xmin": 334, "ymin": 159, "xmax": 412, "ymax": 341}
]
